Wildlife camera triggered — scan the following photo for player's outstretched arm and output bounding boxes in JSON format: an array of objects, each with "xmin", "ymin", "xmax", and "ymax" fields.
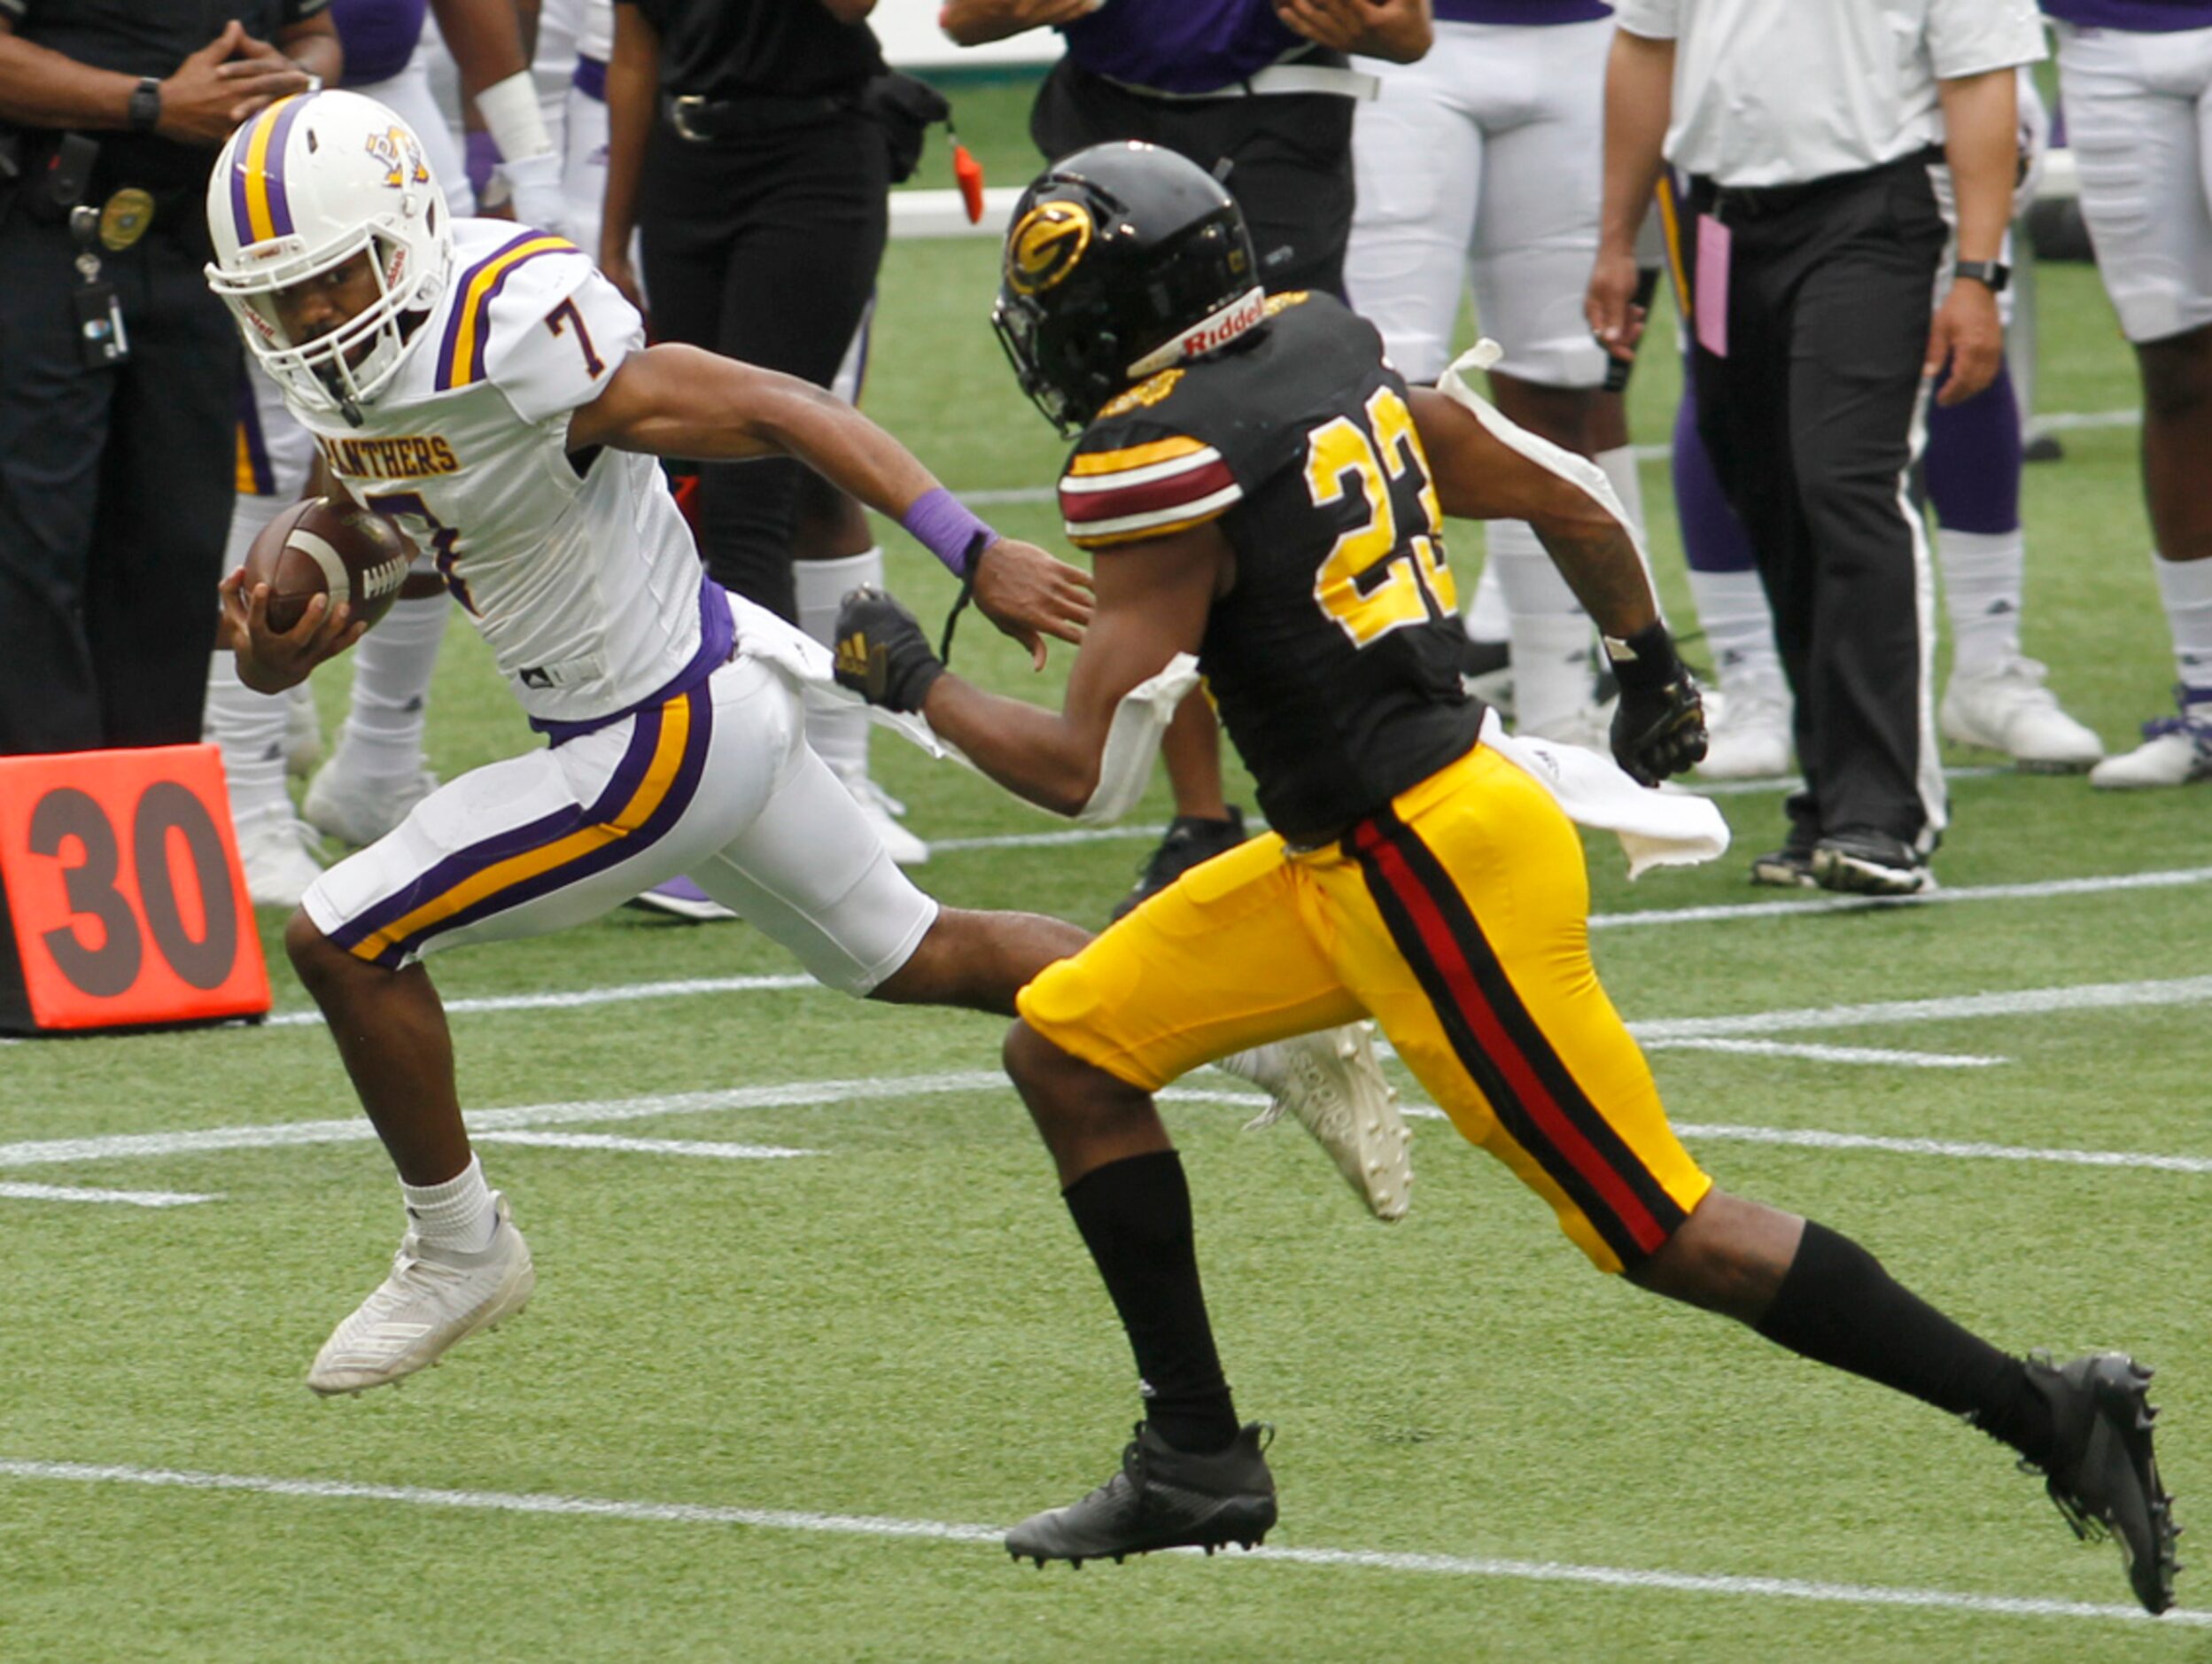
[
  {"xmin": 1408, "ymin": 385, "xmax": 1657, "ymax": 637},
  {"xmin": 570, "ymin": 344, "xmax": 1091, "ymax": 656},
  {"xmin": 836, "ymin": 524, "xmax": 1223, "ymax": 815},
  {"xmin": 1409, "ymin": 386, "xmax": 1706, "ymax": 783}
]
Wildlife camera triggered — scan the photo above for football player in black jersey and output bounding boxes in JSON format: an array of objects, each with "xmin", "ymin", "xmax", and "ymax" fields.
[{"xmin": 833, "ymin": 145, "xmax": 2176, "ymax": 1611}]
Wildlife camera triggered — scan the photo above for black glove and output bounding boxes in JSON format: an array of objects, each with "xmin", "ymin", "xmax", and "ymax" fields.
[
  {"xmin": 833, "ymin": 586, "xmax": 946, "ymax": 713},
  {"xmin": 1605, "ymin": 622, "xmax": 1708, "ymax": 786}
]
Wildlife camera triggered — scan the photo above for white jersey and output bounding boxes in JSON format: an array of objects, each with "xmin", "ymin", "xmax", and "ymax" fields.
[
  {"xmin": 578, "ymin": 0, "xmax": 613, "ymax": 64},
  {"xmin": 288, "ymin": 218, "xmax": 714, "ymax": 728}
]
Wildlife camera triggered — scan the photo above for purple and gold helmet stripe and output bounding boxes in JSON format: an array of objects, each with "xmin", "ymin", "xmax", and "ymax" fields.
[
  {"xmin": 229, "ymin": 94, "xmax": 309, "ymax": 245},
  {"xmin": 329, "ymin": 681, "xmax": 713, "ymax": 968},
  {"xmin": 234, "ymin": 377, "xmax": 275, "ymax": 496},
  {"xmin": 434, "ymin": 232, "xmax": 578, "ymax": 391}
]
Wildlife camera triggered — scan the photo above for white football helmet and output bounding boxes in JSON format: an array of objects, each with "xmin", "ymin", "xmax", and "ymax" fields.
[{"xmin": 205, "ymin": 90, "xmax": 454, "ymax": 424}]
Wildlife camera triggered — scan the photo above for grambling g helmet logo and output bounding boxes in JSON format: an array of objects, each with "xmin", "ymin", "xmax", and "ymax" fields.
[{"xmin": 1005, "ymin": 200, "xmax": 1093, "ymax": 297}]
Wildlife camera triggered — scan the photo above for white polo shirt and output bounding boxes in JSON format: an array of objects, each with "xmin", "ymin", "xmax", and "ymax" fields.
[{"xmin": 1614, "ymin": 0, "xmax": 2045, "ymax": 187}]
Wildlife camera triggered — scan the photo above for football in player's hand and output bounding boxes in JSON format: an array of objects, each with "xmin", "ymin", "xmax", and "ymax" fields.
[{"xmin": 242, "ymin": 497, "xmax": 414, "ymax": 634}]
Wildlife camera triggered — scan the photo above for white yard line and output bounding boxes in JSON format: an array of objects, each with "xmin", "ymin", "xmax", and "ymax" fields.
[
  {"xmin": 0, "ymin": 1458, "xmax": 2186, "ymax": 1629},
  {"xmin": 1632, "ymin": 975, "xmax": 2212, "ymax": 1042},
  {"xmin": 5, "ymin": 867, "xmax": 2195, "ymax": 1051},
  {"xmin": 0, "ymin": 1183, "xmax": 221, "ymax": 1208},
  {"xmin": 1668, "ymin": 1124, "xmax": 2212, "ymax": 1176},
  {"xmin": 1591, "ymin": 864, "xmax": 2212, "ymax": 930},
  {"xmin": 179, "ymin": 864, "xmax": 2207, "ymax": 1037},
  {"xmin": 6, "ymin": 982, "xmax": 2210, "ymax": 1179},
  {"xmin": 472, "ymin": 1131, "xmax": 822, "ymax": 1160},
  {"xmin": 1642, "ymin": 1039, "xmax": 2006, "ymax": 1068}
]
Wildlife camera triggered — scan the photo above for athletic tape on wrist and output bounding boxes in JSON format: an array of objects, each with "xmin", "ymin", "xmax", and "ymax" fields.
[
  {"xmin": 476, "ymin": 70, "xmax": 555, "ymax": 162},
  {"xmin": 901, "ymin": 488, "xmax": 996, "ymax": 579}
]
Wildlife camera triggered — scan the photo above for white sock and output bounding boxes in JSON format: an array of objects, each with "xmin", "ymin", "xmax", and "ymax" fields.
[
  {"xmin": 1486, "ymin": 518, "xmax": 1591, "ymax": 735},
  {"xmin": 1593, "ymin": 443, "xmax": 1649, "ymax": 543},
  {"xmin": 1937, "ymin": 526, "xmax": 2025, "ymax": 677},
  {"xmin": 1593, "ymin": 442, "xmax": 1662, "ymax": 610},
  {"xmin": 795, "ymin": 547, "xmax": 881, "ymax": 780},
  {"xmin": 400, "ymin": 1153, "xmax": 498, "ymax": 1252},
  {"xmin": 1463, "ymin": 556, "xmax": 1510, "ymax": 643},
  {"xmin": 1683, "ymin": 567, "xmax": 1786, "ymax": 701},
  {"xmin": 2154, "ymin": 551, "xmax": 2212, "ymax": 694},
  {"xmin": 338, "ymin": 591, "xmax": 448, "ymax": 777},
  {"xmin": 202, "ymin": 649, "xmax": 293, "ymax": 818}
]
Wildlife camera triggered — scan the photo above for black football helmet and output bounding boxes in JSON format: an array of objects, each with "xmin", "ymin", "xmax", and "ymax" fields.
[{"xmin": 992, "ymin": 142, "xmax": 1264, "ymax": 435}]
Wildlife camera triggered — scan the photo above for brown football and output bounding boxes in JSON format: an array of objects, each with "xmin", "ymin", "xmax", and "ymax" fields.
[{"xmin": 242, "ymin": 497, "xmax": 415, "ymax": 634}]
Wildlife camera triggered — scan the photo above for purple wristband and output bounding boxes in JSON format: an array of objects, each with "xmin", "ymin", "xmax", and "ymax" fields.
[
  {"xmin": 901, "ymin": 487, "xmax": 996, "ymax": 579},
  {"xmin": 465, "ymin": 130, "xmax": 500, "ymax": 199}
]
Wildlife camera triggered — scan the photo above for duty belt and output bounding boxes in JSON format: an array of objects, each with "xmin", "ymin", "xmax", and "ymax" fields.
[{"xmin": 662, "ymin": 89, "xmax": 852, "ymax": 144}]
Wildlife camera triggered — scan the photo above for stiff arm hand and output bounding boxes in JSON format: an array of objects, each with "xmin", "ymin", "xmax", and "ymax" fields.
[{"xmin": 971, "ymin": 538, "xmax": 1093, "ymax": 669}]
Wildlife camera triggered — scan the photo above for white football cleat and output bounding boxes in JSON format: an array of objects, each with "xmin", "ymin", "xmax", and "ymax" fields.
[
  {"xmin": 307, "ymin": 1194, "xmax": 534, "ymax": 1396},
  {"xmin": 1696, "ymin": 687, "xmax": 1795, "ymax": 780},
  {"xmin": 1222, "ymin": 1023, "xmax": 1411, "ymax": 1222},
  {"xmin": 304, "ymin": 751, "xmax": 439, "ymax": 846},
  {"xmin": 838, "ymin": 768, "xmax": 928, "ymax": 866},
  {"xmin": 1940, "ymin": 657, "xmax": 2104, "ymax": 773},
  {"xmin": 231, "ymin": 800, "xmax": 325, "ymax": 908},
  {"xmin": 2089, "ymin": 696, "xmax": 2212, "ymax": 789}
]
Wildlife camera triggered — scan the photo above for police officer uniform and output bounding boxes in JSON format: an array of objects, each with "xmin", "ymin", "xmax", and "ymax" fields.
[
  {"xmin": 0, "ymin": 0, "xmax": 329, "ymax": 755},
  {"xmin": 615, "ymin": 0, "xmax": 889, "ymax": 624}
]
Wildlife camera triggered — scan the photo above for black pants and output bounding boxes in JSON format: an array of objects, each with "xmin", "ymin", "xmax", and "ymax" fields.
[
  {"xmin": 0, "ymin": 215, "xmax": 238, "ymax": 755},
  {"xmin": 638, "ymin": 109, "xmax": 889, "ymax": 623},
  {"xmin": 1688, "ymin": 155, "xmax": 1947, "ymax": 852},
  {"xmin": 1030, "ymin": 60, "xmax": 1355, "ymax": 299}
]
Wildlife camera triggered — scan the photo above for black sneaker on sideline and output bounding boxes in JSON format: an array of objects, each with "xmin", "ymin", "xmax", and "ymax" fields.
[
  {"xmin": 1749, "ymin": 844, "xmax": 1817, "ymax": 889},
  {"xmin": 1809, "ymin": 828, "xmax": 1933, "ymax": 896},
  {"xmin": 1110, "ymin": 807, "xmax": 1248, "ymax": 921},
  {"xmin": 2022, "ymin": 1352, "xmax": 2180, "ymax": 1615},
  {"xmin": 1005, "ymin": 1422, "xmax": 1277, "ymax": 1567}
]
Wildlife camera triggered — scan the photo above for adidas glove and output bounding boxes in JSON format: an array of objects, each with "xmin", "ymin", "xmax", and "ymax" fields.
[
  {"xmin": 834, "ymin": 587, "xmax": 946, "ymax": 713},
  {"xmin": 1606, "ymin": 622, "xmax": 1709, "ymax": 786}
]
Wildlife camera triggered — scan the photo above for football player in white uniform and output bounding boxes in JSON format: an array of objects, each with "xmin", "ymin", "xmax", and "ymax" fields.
[
  {"xmin": 1347, "ymin": 4, "xmax": 1642, "ymax": 746},
  {"xmin": 206, "ymin": 89, "xmax": 1402, "ymax": 1396},
  {"xmin": 2049, "ymin": 2, "xmax": 2212, "ymax": 787}
]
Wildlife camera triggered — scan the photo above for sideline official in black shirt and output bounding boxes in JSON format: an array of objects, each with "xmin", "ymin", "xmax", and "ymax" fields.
[
  {"xmin": 600, "ymin": 0, "xmax": 891, "ymax": 628},
  {"xmin": 0, "ymin": 2, "xmax": 340, "ymax": 755}
]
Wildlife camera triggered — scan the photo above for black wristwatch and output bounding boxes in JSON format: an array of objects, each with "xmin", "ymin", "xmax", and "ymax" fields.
[
  {"xmin": 1953, "ymin": 259, "xmax": 2011, "ymax": 295},
  {"xmin": 127, "ymin": 76, "xmax": 162, "ymax": 135}
]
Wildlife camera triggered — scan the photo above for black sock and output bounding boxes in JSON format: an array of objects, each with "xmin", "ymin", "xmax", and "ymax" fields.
[
  {"xmin": 1061, "ymin": 1151, "xmax": 1238, "ymax": 1455},
  {"xmin": 1753, "ymin": 1220, "xmax": 2054, "ymax": 1464}
]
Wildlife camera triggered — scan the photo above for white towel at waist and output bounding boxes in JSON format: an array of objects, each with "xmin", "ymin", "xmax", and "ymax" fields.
[{"xmin": 1478, "ymin": 708, "xmax": 1728, "ymax": 880}]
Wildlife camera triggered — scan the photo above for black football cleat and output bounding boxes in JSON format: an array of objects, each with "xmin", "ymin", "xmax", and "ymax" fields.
[
  {"xmin": 1809, "ymin": 828, "xmax": 1934, "ymax": 897},
  {"xmin": 1749, "ymin": 844, "xmax": 1817, "ymax": 890},
  {"xmin": 1109, "ymin": 808, "xmax": 1248, "ymax": 922},
  {"xmin": 2022, "ymin": 1352, "xmax": 2181, "ymax": 1615},
  {"xmin": 1005, "ymin": 1422, "xmax": 1277, "ymax": 1568}
]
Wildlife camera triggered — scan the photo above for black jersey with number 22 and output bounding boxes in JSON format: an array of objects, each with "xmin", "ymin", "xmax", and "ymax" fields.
[{"xmin": 1056, "ymin": 292, "xmax": 1482, "ymax": 844}]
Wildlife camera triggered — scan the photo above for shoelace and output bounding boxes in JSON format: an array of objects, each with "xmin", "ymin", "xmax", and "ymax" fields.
[{"xmin": 2141, "ymin": 713, "xmax": 2212, "ymax": 750}]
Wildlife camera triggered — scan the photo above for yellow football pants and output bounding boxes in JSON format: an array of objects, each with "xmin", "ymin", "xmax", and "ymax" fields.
[{"xmin": 1017, "ymin": 743, "xmax": 1712, "ymax": 1272}]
